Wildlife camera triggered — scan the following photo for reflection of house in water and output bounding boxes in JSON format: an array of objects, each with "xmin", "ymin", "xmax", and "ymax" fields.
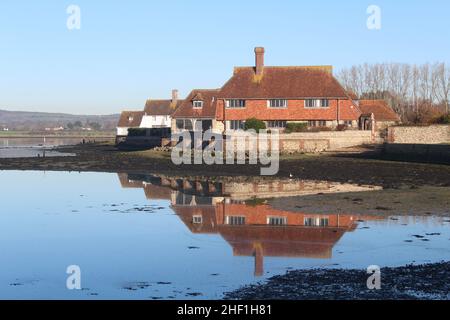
[
  {"xmin": 173, "ymin": 198, "xmax": 384, "ymax": 276},
  {"xmin": 117, "ymin": 173, "xmax": 383, "ymax": 276}
]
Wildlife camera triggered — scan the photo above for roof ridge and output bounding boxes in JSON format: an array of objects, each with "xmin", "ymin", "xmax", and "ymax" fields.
[
  {"xmin": 146, "ymin": 99, "xmax": 173, "ymax": 102},
  {"xmin": 191, "ymin": 88, "xmax": 221, "ymax": 92},
  {"xmin": 234, "ymin": 65, "xmax": 333, "ymax": 70}
]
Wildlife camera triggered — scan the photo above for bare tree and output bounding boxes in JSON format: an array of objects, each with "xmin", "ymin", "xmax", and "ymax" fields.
[
  {"xmin": 337, "ymin": 62, "xmax": 449, "ymax": 123},
  {"xmin": 434, "ymin": 63, "xmax": 450, "ymax": 113}
]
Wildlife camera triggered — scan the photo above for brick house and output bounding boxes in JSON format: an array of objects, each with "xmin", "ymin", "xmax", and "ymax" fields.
[
  {"xmin": 171, "ymin": 47, "xmax": 361, "ymax": 133},
  {"xmin": 171, "ymin": 89, "xmax": 223, "ymax": 134},
  {"xmin": 217, "ymin": 47, "xmax": 361, "ymax": 132}
]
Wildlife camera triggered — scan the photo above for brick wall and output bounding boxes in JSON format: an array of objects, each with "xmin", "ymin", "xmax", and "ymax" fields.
[
  {"xmin": 216, "ymin": 98, "xmax": 359, "ymax": 121},
  {"xmin": 388, "ymin": 125, "xmax": 450, "ymax": 144}
]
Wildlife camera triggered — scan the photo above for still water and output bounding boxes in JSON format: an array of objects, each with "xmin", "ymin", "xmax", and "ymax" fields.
[
  {"xmin": 0, "ymin": 171, "xmax": 449, "ymax": 299},
  {"xmin": 0, "ymin": 137, "xmax": 110, "ymax": 158}
]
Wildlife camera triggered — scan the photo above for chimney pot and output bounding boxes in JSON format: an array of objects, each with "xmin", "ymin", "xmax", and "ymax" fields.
[
  {"xmin": 254, "ymin": 47, "xmax": 265, "ymax": 76},
  {"xmin": 171, "ymin": 89, "xmax": 178, "ymax": 107}
]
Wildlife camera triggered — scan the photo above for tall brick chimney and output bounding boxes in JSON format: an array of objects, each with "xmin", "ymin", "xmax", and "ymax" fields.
[
  {"xmin": 255, "ymin": 47, "xmax": 265, "ymax": 76},
  {"xmin": 171, "ymin": 89, "xmax": 178, "ymax": 108}
]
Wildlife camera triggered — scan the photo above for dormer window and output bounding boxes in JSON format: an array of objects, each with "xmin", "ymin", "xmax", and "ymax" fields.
[
  {"xmin": 193, "ymin": 100, "xmax": 203, "ymax": 108},
  {"xmin": 128, "ymin": 116, "xmax": 134, "ymax": 122}
]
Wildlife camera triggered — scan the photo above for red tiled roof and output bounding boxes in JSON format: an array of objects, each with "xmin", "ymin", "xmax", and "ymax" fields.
[
  {"xmin": 144, "ymin": 99, "xmax": 183, "ymax": 116},
  {"xmin": 172, "ymin": 89, "xmax": 221, "ymax": 119},
  {"xmin": 218, "ymin": 66, "xmax": 349, "ymax": 99},
  {"xmin": 117, "ymin": 111, "xmax": 144, "ymax": 127},
  {"xmin": 347, "ymin": 90, "xmax": 359, "ymax": 101},
  {"xmin": 359, "ymin": 100, "xmax": 400, "ymax": 121}
]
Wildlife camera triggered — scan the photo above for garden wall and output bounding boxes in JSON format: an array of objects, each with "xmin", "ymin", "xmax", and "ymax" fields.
[
  {"xmin": 224, "ymin": 131, "xmax": 374, "ymax": 153},
  {"xmin": 387, "ymin": 125, "xmax": 450, "ymax": 144}
]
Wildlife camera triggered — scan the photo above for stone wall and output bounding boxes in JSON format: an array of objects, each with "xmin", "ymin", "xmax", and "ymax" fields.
[
  {"xmin": 388, "ymin": 125, "xmax": 450, "ymax": 144},
  {"xmin": 279, "ymin": 131, "xmax": 373, "ymax": 153},
  {"xmin": 224, "ymin": 131, "xmax": 373, "ymax": 154}
]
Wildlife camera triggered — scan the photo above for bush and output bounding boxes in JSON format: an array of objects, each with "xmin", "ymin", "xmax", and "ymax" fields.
[
  {"xmin": 285, "ymin": 122, "xmax": 308, "ymax": 133},
  {"xmin": 244, "ymin": 118, "xmax": 266, "ymax": 131},
  {"xmin": 336, "ymin": 124, "xmax": 347, "ymax": 131},
  {"xmin": 431, "ymin": 114, "xmax": 450, "ymax": 124},
  {"xmin": 308, "ymin": 126, "xmax": 332, "ymax": 132}
]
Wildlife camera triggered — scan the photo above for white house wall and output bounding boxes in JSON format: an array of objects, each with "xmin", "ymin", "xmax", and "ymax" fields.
[
  {"xmin": 141, "ymin": 115, "xmax": 172, "ymax": 128},
  {"xmin": 117, "ymin": 127, "xmax": 129, "ymax": 136}
]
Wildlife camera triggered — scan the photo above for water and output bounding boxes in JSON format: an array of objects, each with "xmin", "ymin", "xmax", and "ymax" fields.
[
  {"xmin": 0, "ymin": 137, "xmax": 110, "ymax": 158},
  {"xmin": 0, "ymin": 170, "xmax": 449, "ymax": 300}
]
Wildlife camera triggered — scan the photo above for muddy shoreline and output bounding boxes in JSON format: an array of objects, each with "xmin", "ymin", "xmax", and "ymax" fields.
[
  {"xmin": 224, "ymin": 262, "xmax": 450, "ymax": 300},
  {"xmin": 269, "ymin": 186, "xmax": 450, "ymax": 217},
  {"xmin": 1, "ymin": 143, "xmax": 450, "ymax": 189}
]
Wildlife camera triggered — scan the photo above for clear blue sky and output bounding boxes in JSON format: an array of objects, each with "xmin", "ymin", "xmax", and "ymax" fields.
[{"xmin": 1, "ymin": 0, "xmax": 449, "ymax": 114}]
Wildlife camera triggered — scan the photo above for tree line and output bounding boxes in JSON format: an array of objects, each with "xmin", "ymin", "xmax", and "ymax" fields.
[
  {"xmin": 337, "ymin": 63, "xmax": 450, "ymax": 123},
  {"xmin": 66, "ymin": 121, "xmax": 102, "ymax": 130}
]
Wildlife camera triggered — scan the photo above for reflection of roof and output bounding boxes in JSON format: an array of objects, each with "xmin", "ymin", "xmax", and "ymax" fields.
[
  {"xmin": 117, "ymin": 111, "xmax": 144, "ymax": 127},
  {"xmin": 172, "ymin": 205, "xmax": 218, "ymax": 234},
  {"xmin": 359, "ymin": 100, "xmax": 400, "ymax": 121},
  {"xmin": 219, "ymin": 225, "xmax": 346, "ymax": 259},
  {"xmin": 143, "ymin": 183, "xmax": 172, "ymax": 200},
  {"xmin": 117, "ymin": 173, "xmax": 144, "ymax": 188},
  {"xmin": 219, "ymin": 67, "xmax": 349, "ymax": 99}
]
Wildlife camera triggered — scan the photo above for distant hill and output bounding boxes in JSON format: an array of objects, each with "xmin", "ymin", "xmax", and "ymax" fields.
[{"xmin": 0, "ymin": 109, "xmax": 120, "ymax": 131}]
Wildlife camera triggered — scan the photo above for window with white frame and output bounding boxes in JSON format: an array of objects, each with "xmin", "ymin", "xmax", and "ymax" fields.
[
  {"xmin": 193, "ymin": 100, "xmax": 203, "ymax": 108},
  {"xmin": 344, "ymin": 120, "xmax": 353, "ymax": 126},
  {"xmin": 304, "ymin": 217, "xmax": 329, "ymax": 227},
  {"xmin": 305, "ymin": 99, "xmax": 329, "ymax": 108},
  {"xmin": 308, "ymin": 120, "xmax": 327, "ymax": 127},
  {"xmin": 267, "ymin": 216, "xmax": 287, "ymax": 226},
  {"xmin": 229, "ymin": 120, "xmax": 245, "ymax": 130},
  {"xmin": 192, "ymin": 215, "xmax": 203, "ymax": 224},
  {"xmin": 226, "ymin": 216, "xmax": 246, "ymax": 225},
  {"xmin": 267, "ymin": 120, "xmax": 287, "ymax": 128},
  {"xmin": 268, "ymin": 99, "xmax": 288, "ymax": 108},
  {"xmin": 226, "ymin": 99, "xmax": 246, "ymax": 108}
]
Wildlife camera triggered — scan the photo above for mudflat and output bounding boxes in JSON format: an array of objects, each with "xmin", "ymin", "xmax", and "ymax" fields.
[
  {"xmin": 224, "ymin": 262, "xmax": 450, "ymax": 300},
  {"xmin": 269, "ymin": 186, "xmax": 450, "ymax": 217},
  {"xmin": 0, "ymin": 143, "xmax": 449, "ymax": 190}
]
